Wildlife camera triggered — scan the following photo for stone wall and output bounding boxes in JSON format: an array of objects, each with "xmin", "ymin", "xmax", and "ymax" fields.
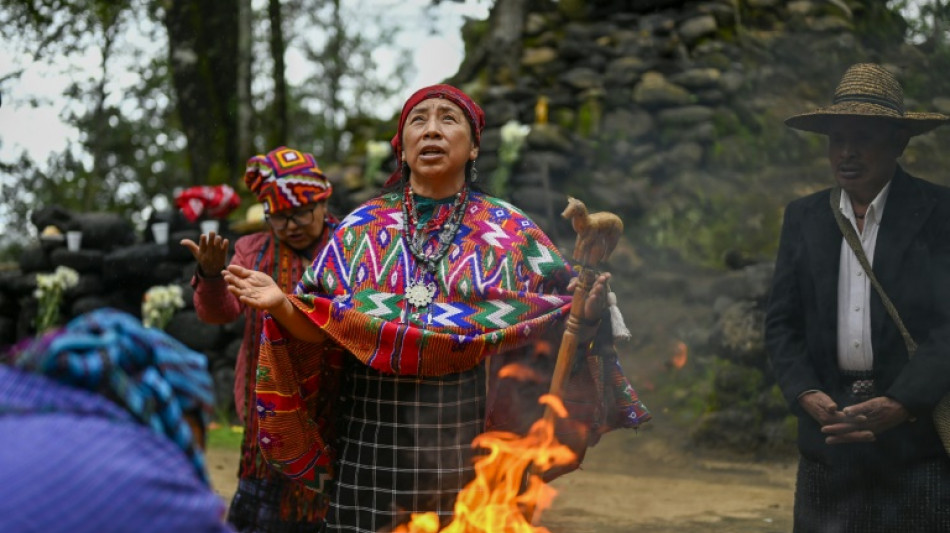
[{"xmin": 0, "ymin": 207, "xmax": 241, "ymax": 418}]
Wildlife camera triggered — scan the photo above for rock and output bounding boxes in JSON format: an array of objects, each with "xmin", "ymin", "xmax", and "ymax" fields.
[
  {"xmin": 65, "ymin": 273, "xmax": 104, "ymax": 300},
  {"xmin": 678, "ymin": 15, "xmax": 718, "ymax": 45},
  {"xmin": 70, "ymin": 295, "xmax": 113, "ymax": 318},
  {"xmin": 102, "ymin": 244, "xmax": 173, "ymax": 284},
  {"xmin": 678, "ymin": 122, "xmax": 716, "ymax": 143},
  {"xmin": 0, "ymin": 272, "xmax": 36, "ymax": 298},
  {"xmin": 30, "ymin": 206, "xmax": 74, "ymax": 234},
  {"xmin": 524, "ymin": 13, "xmax": 549, "ymax": 37},
  {"xmin": 73, "ymin": 212, "xmax": 136, "ymax": 251},
  {"xmin": 633, "ymin": 72, "xmax": 693, "ymax": 108},
  {"xmin": 933, "ymin": 96, "xmax": 950, "ymax": 115},
  {"xmin": 525, "ymin": 124, "xmax": 573, "ymax": 152},
  {"xmin": 560, "ymin": 68, "xmax": 603, "ymax": 91},
  {"xmin": 165, "ymin": 310, "xmax": 224, "ymax": 351},
  {"xmin": 168, "ymin": 230, "xmax": 201, "ymax": 263},
  {"xmin": 519, "ymin": 152, "xmax": 572, "ymax": 174},
  {"xmin": 0, "ymin": 317, "xmax": 14, "ymax": 347},
  {"xmin": 521, "ymin": 46, "xmax": 558, "ymax": 67},
  {"xmin": 49, "ymin": 248, "xmax": 104, "ymax": 274},
  {"xmin": 787, "ymin": 0, "xmax": 817, "ymax": 17},
  {"xmin": 809, "ymin": 15, "xmax": 852, "ymax": 33},
  {"xmin": 718, "ymin": 70, "xmax": 745, "ymax": 93},
  {"xmin": 151, "ymin": 261, "xmax": 187, "ymax": 285},
  {"xmin": 657, "ymin": 105, "xmax": 716, "ymax": 128},
  {"xmin": 604, "ymin": 56, "xmax": 649, "ymax": 86},
  {"xmin": 669, "ymin": 68, "xmax": 721, "ymax": 89},
  {"xmin": 18, "ymin": 245, "xmax": 51, "ymax": 274},
  {"xmin": 0, "ymin": 286, "xmax": 12, "ymax": 313},
  {"xmin": 711, "ymin": 300, "xmax": 766, "ymax": 364}
]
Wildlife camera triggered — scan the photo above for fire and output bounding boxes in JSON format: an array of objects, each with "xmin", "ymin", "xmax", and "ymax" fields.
[
  {"xmin": 497, "ymin": 363, "xmax": 545, "ymax": 383},
  {"xmin": 393, "ymin": 395, "xmax": 576, "ymax": 533},
  {"xmin": 670, "ymin": 340, "xmax": 688, "ymax": 370}
]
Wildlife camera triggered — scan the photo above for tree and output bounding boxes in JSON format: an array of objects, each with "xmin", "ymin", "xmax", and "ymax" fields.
[
  {"xmin": 0, "ymin": 0, "xmax": 190, "ymax": 235},
  {"xmin": 452, "ymin": 0, "xmax": 528, "ymax": 86},
  {"xmin": 162, "ymin": 0, "xmax": 242, "ymax": 187}
]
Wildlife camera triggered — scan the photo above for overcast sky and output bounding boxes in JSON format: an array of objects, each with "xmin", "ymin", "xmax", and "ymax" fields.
[{"xmin": 0, "ymin": 0, "xmax": 490, "ymax": 166}]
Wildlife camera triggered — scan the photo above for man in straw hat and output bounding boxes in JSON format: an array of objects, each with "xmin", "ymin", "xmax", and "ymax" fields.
[{"xmin": 766, "ymin": 63, "xmax": 950, "ymax": 531}]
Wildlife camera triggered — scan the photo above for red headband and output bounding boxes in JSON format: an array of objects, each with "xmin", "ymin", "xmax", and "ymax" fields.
[{"xmin": 385, "ymin": 84, "xmax": 486, "ymax": 187}]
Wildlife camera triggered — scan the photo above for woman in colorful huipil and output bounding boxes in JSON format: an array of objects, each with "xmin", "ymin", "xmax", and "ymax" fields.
[
  {"xmin": 223, "ymin": 86, "xmax": 650, "ymax": 532},
  {"xmin": 182, "ymin": 146, "xmax": 338, "ymax": 532}
]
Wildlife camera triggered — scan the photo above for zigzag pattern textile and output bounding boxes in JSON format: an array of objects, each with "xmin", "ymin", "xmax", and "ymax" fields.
[{"xmin": 297, "ymin": 191, "xmax": 575, "ymax": 375}]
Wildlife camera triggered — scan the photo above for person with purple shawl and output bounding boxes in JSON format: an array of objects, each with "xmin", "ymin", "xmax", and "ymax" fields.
[{"xmin": 0, "ymin": 309, "xmax": 232, "ymax": 533}]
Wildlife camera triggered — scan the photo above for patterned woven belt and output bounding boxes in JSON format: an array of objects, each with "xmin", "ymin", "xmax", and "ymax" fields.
[
  {"xmin": 849, "ymin": 379, "xmax": 875, "ymax": 399},
  {"xmin": 841, "ymin": 370, "xmax": 876, "ymax": 401}
]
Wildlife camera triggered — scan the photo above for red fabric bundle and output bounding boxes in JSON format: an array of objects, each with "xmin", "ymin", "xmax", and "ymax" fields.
[{"xmin": 175, "ymin": 185, "xmax": 241, "ymax": 223}]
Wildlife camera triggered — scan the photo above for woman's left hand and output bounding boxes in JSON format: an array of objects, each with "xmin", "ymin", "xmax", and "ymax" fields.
[
  {"xmin": 223, "ymin": 264, "xmax": 287, "ymax": 312},
  {"xmin": 568, "ymin": 271, "xmax": 611, "ymax": 323}
]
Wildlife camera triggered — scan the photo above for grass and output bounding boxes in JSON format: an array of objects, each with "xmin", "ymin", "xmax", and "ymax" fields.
[{"xmin": 206, "ymin": 422, "xmax": 244, "ymax": 451}]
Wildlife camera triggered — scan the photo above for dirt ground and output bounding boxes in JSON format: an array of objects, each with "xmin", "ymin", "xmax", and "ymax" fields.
[{"xmin": 206, "ymin": 421, "xmax": 797, "ymax": 532}]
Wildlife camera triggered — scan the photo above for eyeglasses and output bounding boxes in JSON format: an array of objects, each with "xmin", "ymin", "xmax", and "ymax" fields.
[{"xmin": 266, "ymin": 206, "xmax": 319, "ymax": 230}]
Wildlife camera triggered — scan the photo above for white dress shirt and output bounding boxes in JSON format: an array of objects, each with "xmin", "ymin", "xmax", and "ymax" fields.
[{"xmin": 836, "ymin": 182, "xmax": 892, "ymax": 371}]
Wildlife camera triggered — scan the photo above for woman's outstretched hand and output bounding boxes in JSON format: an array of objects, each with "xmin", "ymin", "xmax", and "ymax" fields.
[
  {"xmin": 180, "ymin": 232, "xmax": 230, "ymax": 277},
  {"xmin": 223, "ymin": 265, "xmax": 286, "ymax": 312}
]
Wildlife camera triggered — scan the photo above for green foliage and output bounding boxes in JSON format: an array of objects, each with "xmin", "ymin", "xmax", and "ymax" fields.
[{"xmin": 642, "ymin": 185, "xmax": 783, "ymax": 269}]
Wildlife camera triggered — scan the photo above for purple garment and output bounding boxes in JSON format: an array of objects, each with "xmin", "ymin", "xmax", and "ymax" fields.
[{"xmin": 0, "ymin": 366, "xmax": 233, "ymax": 533}]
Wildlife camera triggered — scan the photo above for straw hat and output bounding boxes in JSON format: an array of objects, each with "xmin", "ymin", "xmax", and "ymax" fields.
[{"xmin": 785, "ymin": 63, "xmax": 950, "ymax": 136}]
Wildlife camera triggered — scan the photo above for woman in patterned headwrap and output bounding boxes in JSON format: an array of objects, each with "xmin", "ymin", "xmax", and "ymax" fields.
[
  {"xmin": 181, "ymin": 146, "xmax": 338, "ymax": 532},
  {"xmin": 0, "ymin": 309, "xmax": 232, "ymax": 533},
  {"xmin": 223, "ymin": 86, "xmax": 650, "ymax": 532}
]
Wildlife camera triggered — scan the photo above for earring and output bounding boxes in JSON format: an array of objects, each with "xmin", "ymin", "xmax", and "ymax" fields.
[{"xmin": 470, "ymin": 161, "xmax": 479, "ymax": 183}]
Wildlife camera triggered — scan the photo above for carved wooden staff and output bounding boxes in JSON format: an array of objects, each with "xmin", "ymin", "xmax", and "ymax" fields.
[{"xmin": 543, "ymin": 196, "xmax": 623, "ymax": 426}]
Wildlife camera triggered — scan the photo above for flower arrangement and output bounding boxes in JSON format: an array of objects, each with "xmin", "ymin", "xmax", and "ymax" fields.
[
  {"xmin": 142, "ymin": 284, "xmax": 185, "ymax": 330},
  {"xmin": 493, "ymin": 120, "xmax": 531, "ymax": 197},
  {"xmin": 34, "ymin": 266, "xmax": 80, "ymax": 333}
]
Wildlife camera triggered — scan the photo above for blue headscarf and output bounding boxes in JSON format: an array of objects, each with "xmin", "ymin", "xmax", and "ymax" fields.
[{"xmin": 5, "ymin": 309, "xmax": 215, "ymax": 483}]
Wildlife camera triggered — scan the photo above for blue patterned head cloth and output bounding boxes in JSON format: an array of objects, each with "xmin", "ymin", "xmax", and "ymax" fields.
[{"xmin": 6, "ymin": 309, "xmax": 215, "ymax": 483}]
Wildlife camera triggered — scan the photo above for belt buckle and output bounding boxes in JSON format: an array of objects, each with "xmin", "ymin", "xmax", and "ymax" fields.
[{"xmin": 850, "ymin": 379, "xmax": 875, "ymax": 399}]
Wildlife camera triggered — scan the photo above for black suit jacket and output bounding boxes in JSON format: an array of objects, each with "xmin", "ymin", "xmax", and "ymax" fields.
[{"xmin": 765, "ymin": 167, "xmax": 950, "ymax": 464}]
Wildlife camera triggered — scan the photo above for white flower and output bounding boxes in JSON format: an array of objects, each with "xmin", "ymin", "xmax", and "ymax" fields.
[
  {"xmin": 142, "ymin": 284, "xmax": 186, "ymax": 329},
  {"xmin": 500, "ymin": 120, "xmax": 530, "ymax": 146},
  {"xmin": 365, "ymin": 140, "xmax": 391, "ymax": 161},
  {"xmin": 498, "ymin": 120, "xmax": 530, "ymax": 166}
]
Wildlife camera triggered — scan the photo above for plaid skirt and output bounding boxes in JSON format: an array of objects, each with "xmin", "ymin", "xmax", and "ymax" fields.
[
  {"xmin": 228, "ymin": 477, "xmax": 327, "ymax": 533},
  {"xmin": 794, "ymin": 453, "xmax": 950, "ymax": 532},
  {"xmin": 327, "ymin": 362, "xmax": 486, "ymax": 533}
]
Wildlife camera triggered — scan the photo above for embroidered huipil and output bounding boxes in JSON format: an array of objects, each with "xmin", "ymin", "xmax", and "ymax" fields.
[{"xmin": 254, "ymin": 192, "xmax": 650, "ymax": 497}]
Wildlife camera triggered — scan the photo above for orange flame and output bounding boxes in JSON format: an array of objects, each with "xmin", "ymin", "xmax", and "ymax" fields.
[
  {"xmin": 393, "ymin": 395, "xmax": 576, "ymax": 533},
  {"xmin": 498, "ymin": 363, "xmax": 545, "ymax": 383},
  {"xmin": 671, "ymin": 341, "xmax": 688, "ymax": 370}
]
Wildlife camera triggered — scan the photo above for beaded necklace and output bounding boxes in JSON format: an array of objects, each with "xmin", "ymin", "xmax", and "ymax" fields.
[{"xmin": 401, "ymin": 184, "xmax": 470, "ymax": 308}]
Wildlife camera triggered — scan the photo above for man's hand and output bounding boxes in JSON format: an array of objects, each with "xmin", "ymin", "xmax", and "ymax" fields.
[
  {"xmin": 180, "ymin": 232, "xmax": 230, "ymax": 277},
  {"xmin": 799, "ymin": 390, "xmax": 846, "ymax": 426},
  {"xmin": 223, "ymin": 264, "xmax": 286, "ymax": 312},
  {"xmin": 821, "ymin": 396, "xmax": 911, "ymax": 444}
]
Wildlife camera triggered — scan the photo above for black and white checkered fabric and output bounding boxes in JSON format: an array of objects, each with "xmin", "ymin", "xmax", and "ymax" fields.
[{"xmin": 326, "ymin": 361, "xmax": 485, "ymax": 532}]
